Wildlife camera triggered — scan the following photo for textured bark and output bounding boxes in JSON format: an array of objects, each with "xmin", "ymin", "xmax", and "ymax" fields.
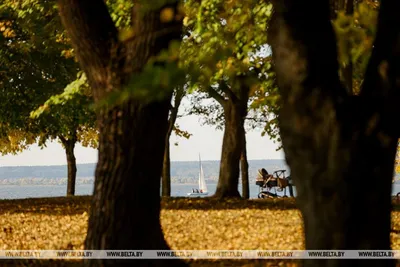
[
  {"xmin": 269, "ymin": 0, "xmax": 400, "ymax": 266},
  {"xmin": 213, "ymin": 80, "xmax": 250, "ymax": 198},
  {"xmin": 57, "ymin": 1, "xmax": 184, "ymax": 266},
  {"xmin": 214, "ymin": 81, "xmax": 249, "ymax": 198},
  {"xmin": 240, "ymin": 139, "xmax": 249, "ymax": 199},
  {"xmin": 214, "ymin": 100, "xmax": 243, "ymax": 198}
]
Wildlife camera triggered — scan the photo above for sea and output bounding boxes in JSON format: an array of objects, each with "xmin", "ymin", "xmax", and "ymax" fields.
[{"xmin": 1, "ymin": 183, "xmax": 400, "ymax": 200}]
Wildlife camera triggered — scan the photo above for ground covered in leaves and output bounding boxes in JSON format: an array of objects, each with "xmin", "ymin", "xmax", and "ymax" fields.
[{"xmin": 1, "ymin": 196, "xmax": 400, "ymax": 266}]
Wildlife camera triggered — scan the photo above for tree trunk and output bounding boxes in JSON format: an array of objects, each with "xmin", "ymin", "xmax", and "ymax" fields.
[
  {"xmin": 88, "ymin": 99, "xmax": 173, "ymax": 252},
  {"xmin": 57, "ymin": 1, "xmax": 184, "ymax": 266},
  {"xmin": 269, "ymin": 0, "xmax": 400, "ymax": 266},
  {"xmin": 65, "ymin": 140, "xmax": 77, "ymax": 196},
  {"xmin": 161, "ymin": 89, "xmax": 183, "ymax": 197},
  {"xmin": 59, "ymin": 135, "xmax": 77, "ymax": 197},
  {"xmin": 162, "ymin": 136, "xmax": 171, "ymax": 197},
  {"xmin": 214, "ymin": 100, "xmax": 246, "ymax": 198},
  {"xmin": 240, "ymin": 138, "xmax": 249, "ymax": 199}
]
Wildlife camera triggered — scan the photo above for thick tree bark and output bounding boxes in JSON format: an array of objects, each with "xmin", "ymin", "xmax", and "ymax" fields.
[
  {"xmin": 60, "ymin": 135, "xmax": 77, "ymax": 197},
  {"xmin": 214, "ymin": 98, "xmax": 248, "ymax": 198},
  {"xmin": 240, "ymin": 138, "xmax": 249, "ymax": 199},
  {"xmin": 269, "ymin": 0, "xmax": 400, "ymax": 266},
  {"xmin": 57, "ymin": 1, "xmax": 184, "ymax": 266},
  {"xmin": 162, "ymin": 89, "xmax": 184, "ymax": 197}
]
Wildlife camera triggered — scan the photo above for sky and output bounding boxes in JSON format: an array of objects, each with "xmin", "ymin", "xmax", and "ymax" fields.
[{"xmin": 0, "ymin": 103, "xmax": 285, "ymax": 167}]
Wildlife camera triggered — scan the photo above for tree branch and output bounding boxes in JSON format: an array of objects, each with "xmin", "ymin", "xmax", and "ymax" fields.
[
  {"xmin": 207, "ymin": 86, "xmax": 226, "ymax": 106},
  {"xmin": 57, "ymin": 0, "xmax": 119, "ymax": 100},
  {"xmin": 220, "ymin": 81, "xmax": 238, "ymax": 102},
  {"xmin": 58, "ymin": 135, "xmax": 67, "ymax": 146}
]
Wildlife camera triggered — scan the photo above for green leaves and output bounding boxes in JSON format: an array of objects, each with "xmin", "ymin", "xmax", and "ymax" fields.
[
  {"xmin": 332, "ymin": 1, "xmax": 378, "ymax": 93},
  {"xmin": 98, "ymin": 40, "xmax": 186, "ymax": 108}
]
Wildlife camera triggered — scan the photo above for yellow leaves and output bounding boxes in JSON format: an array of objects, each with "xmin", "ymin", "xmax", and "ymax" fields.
[
  {"xmin": 0, "ymin": 20, "xmax": 16, "ymax": 38},
  {"xmin": 78, "ymin": 128, "xmax": 99, "ymax": 149},
  {"xmin": 0, "ymin": 25, "xmax": 16, "ymax": 38},
  {"xmin": 118, "ymin": 27, "xmax": 135, "ymax": 42},
  {"xmin": 2, "ymin": 196, "xmax": 400, "ymax": 257},
  {"xmin": 183, "ymin": 16, "xmax": 190, "ymax": 26},
  {"xmin": 0, "ymin": 129, "xmax": 36, "ymax": 155},
  {"xmin": 160, "ymin": 7, "xmax": 175, "ymax": 23},
  {"xmin": 395, "ymin": 141, "xmax": 400, "ymax": 175},
  {"xmin": 61, "ymin": 49, "xmax": 74, "ymax": 59},
  {"xmin": 242, "ymin": 57, "xmax": 250, "ymax": 66}
]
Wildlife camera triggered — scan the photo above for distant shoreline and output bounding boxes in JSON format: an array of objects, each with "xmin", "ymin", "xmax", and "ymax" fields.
[{"xmin": 0, "ymin": 159, "xmax": 285, "ymax": 168}]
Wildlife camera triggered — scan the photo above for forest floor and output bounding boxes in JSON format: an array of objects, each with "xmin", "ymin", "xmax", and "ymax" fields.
[{"xmin": 1, "ymin": 196, "xmax": 400, "ymax": 266}]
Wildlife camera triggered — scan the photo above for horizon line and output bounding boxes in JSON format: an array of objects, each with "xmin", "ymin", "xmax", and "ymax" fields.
[{"xmin": 0, "ymin": 158, "xmax": 286, "ymax": 168}]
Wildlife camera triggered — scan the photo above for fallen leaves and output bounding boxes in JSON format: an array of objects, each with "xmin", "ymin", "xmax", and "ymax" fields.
[{"xmin": 0, "ymin": 196, "xmax": 400, "ymax": 267}]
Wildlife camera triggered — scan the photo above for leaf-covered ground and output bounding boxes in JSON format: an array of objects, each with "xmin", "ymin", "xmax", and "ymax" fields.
[{"xmin": 1, "ymin": 196, "xmax": 400, "ymax": 266}]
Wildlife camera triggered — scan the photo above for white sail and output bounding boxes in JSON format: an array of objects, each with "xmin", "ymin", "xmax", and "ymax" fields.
[
  {"xmin": 198, "ymin": 164, "xmax": 208, "ymax": 192},
  {"xmin": 187, "ymin": 154, "xmax": 208, "ymax": 196}
]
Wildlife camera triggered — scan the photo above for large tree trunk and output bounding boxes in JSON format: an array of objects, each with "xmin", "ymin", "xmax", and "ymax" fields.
[
  {"xmin": 240, "ymin": 138, "xmax": 249, "ymax": 199},
  {"xmin": 214, "ymin": 100, "xmax": 247, "ymax": 198},
  {"xmin": 269, "ymin": 0, "xmax": 400, "ymax": 266},
  {"xmin": 57, "ymin": 1, "xmax": 184, "ymax": 266}
]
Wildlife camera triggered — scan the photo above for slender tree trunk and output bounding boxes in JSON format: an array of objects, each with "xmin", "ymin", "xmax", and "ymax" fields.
[
  {"xmin": 65, "ymin": 141, "xmax": 77, "ymax": 196},
  {"xmin": 214, "ymin": 100, "xmax": 246, "ymax": 198},
  {"xmin": 161, "ymin": 89, "xmax": 183, "ymax": 197},
  {"xmin": 162, "ymin": 135, "xmax": 171, "ymax": 197},
  {"xmin": 240, "ymin": 137, "xmax": 249, "ymax": 199},
  {"xmin": 60, "ymin": 135, "xmax": 77, "ymax": 197},
  {"xmin": 269, "ymin": 0, "xmax": 400, "ymax": 266},
  {"xmin": 57, "ymin": 1, "xmax": 184, "ymax": 266}
]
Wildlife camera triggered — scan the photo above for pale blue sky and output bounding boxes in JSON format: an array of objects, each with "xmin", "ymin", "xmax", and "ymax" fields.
[{"xmin": 0, "ymin": 113, "xmax": 284, "ymax": 166}]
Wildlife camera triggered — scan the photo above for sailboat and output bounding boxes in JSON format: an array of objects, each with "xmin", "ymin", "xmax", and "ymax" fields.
[{"xmin": 187, "ymin": 155, "xmax": 208, "ymax": 196}]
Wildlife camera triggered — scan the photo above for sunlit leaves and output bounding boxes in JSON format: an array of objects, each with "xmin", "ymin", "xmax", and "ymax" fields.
[
  {"xmin": 100, "ymin": 40, "xmax": 186, "ymax": 107},
  {"xmin": 30, "ymin": 73, "xmax": 97, "ymax": 148},
  {"xmin": 180, "ymin": 0, "xmax": 278, "ymax": 140},
  {"xmin": 332, "ymin": 1, "xmax": 378, "ymax": 94}
]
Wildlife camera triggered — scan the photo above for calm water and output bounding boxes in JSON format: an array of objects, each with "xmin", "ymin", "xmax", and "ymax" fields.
[{"xmin": 1, "ymin": 183, "xmax": 400, "ymax": 200}]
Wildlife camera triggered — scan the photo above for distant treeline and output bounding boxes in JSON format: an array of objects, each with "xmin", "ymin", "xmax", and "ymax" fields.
[{"xmin": 0, "ymin": 160, "xmax": 288, "ymax": 183}]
